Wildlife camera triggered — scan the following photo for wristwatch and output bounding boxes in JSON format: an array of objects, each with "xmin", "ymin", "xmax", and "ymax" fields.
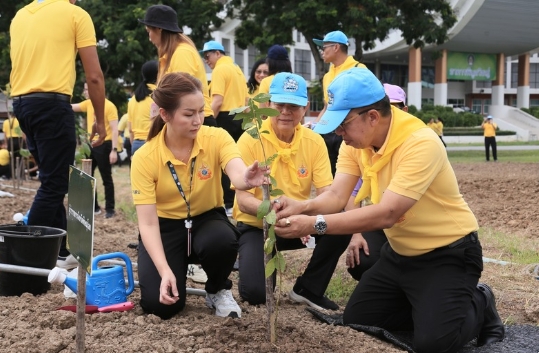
[
  {"xmin": 113, "ymin": 147, "xmax": 118, "ymax": 152},
  {"xmin": 313, "ymin": 215, "xmax": 327, "ymax": 235}
]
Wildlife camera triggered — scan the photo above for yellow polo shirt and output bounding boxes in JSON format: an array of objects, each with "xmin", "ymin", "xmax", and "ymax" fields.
[
  {"xmin": 323, "ymin": 57, "xmax": 366, "ymax": 103},
  {"xmin": 0, "ymin": 149, "xmax": 10, "ymax": 166},
  {"xmin": 131, "ymin": 125, "xmax": 241, "ymax": 219},
  {"xmin": 337, "ymin": 108, "xmax": 478, "ymax": 256},
  {"xmin": 118, "ymin": 113, "xmax": 130, "ymax": 141},
  {"xmin": 160, "ymin": 43, "xmax": 213, "ymax": 118},
  {"xmin": 233, "ymin": 125, "xmax": 333, "ymax": 228},
  {"xmin": 483, "ymin": 122, "xmax": 497, "ymax": 137},
  {"xmin": 79, "ymin": 99, "xmax": 118, "ymax": 141},
  {"xmin": 2, "ymin": 118, "xmax": 23, "ymax": 138},
  {"xmin": 127, "ymin": 84, "xmax": 155, "ymax": 141},
  {"xmin": 258, "ymin": 75, "xmax": 274, "ymax": 95},
  {"xmin": 209, "ymin": 56, "xmax": 248, "ymax": 111},
  {"xmin": 10, "ymin": 0, "xmax": 96, "ymax": 96}
]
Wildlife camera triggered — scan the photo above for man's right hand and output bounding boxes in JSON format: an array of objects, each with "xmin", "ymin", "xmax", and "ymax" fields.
[
  {"xmin": 346, "ymin": 233, "xmax": 369, "ymax": 268},
  {"xmin": 273, "ymin": 195, "xmax": 305, "ymax": 220},
  {"xmin": 90, "ymin": 121, "xmax": 106, "ymax": 147}
]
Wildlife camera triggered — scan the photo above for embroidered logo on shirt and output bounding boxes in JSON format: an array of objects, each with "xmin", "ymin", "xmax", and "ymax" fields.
[
  {"xmin": 197, "ymin": 163, "xmax": 212, "ymax": 180},
  {"xmin": 297, "ymin": 164, "xmax": 309, "ymax": 178}
]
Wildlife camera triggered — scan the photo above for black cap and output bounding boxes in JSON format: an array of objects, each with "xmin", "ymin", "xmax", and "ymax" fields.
[{"xmin": 138, "ymin": 5, "xmax": 182, "ymax": 33}]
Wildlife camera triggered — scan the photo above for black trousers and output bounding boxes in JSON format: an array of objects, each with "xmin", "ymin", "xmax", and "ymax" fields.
[
  {"xmin": 215, "ymin": 111, "xmax": 243, "ymax": 208},
  {"xmin": 90, "ymin": 140, "xmax": 115, "ymax": 212},
  {"xmin": 484, "ymin": 136, "xmax": 497, "ymax": 161},
  {"xmin": 321, "ymin": 132, "xmax": 342, "ymax": 177},
  {"xmin": 237, "ymin": 222, "xmax": 351, "ymax": 305},
  {"xmin": 138, "ymin": 208, "xmax": 239, "ymax": 319},
  {"xmin": 344, "ymin": 239, "xmax": 485, "ymax": 353},
  {"xmin": 347, "ymin": 229, "xmax": 388, "ymax": 281},
  {"xmin": 13, "ymin": 98, "xmax": 76, "ymax": 257}
]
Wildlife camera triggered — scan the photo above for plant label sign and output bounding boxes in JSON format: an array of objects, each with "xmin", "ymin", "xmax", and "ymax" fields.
[{"xmin": 67, "ymin": 165, "xmax": 96, "ymax": 274}]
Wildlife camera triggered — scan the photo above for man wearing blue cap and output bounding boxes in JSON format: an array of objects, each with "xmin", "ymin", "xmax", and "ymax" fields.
[
  {"xmin": 273, "ymin": 67, "xmax": 505, "ymax": 351},
  {"xmin": 233, "ymin": 72, "xmax": 350, "ymax": 310},
  {"xmin": 200, "ymin": 40, "xmax": 249, "ymax": 214},
  {"xmin": 312, "ymin": 31, "xmax": 366, "ymax": 176}
]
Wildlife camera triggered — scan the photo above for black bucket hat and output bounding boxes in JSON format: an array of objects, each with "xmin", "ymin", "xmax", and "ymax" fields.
[{"xmin": 138, "ymin": 5, "xmax": 183, "ymax": 33}]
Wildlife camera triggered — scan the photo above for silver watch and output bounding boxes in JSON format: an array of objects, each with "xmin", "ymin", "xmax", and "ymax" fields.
[{"xmin": 313, "ymin": 215, "xmax": 327, "ymax": 235}]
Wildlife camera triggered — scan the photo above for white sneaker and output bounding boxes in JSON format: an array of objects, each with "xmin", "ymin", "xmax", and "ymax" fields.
[
  {"xmin": 205, "ymin": 289, "xmax": 242, "ymax": 318},
  {"xmin": 56, "ymin": 254, "xmax": 78, "ymax": 270},
  {"xmin": 186, "ymin": 264, "xmax": 208, "ymax": 283}
]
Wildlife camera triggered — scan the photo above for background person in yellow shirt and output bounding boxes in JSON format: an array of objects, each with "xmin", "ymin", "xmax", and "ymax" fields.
[
  {"xmin": 128, "ymin": 60, "xmax": 158, "ymax": 156},
  {"xmin": 311, "ymin": 31, "xmax": 367, "ymax": 176},
  {"xmin": 201, "ymin": 40, "xmax": 249, "ymax": 214},
  {"xmin": 482, "ymin": 115, "xmax": 497, "ymax": 161},
  {"xmin": 2, "ymin": 116, "xmax": 23, "ymax": 159},
  {"xmin": 257, "ymin": 45, "xmax": 292, "ymax": 108},
  {"xmin": 139, "ymin": 5, "xmax": 216, "ymax": 126},
  {"xmin": 234, "ymin": 72, "xmax": 350, "ymax": 310},
  {"xmin": 274, "ymin": 68, "xmax": 504, "ymax": 352},
  {"xmin": 10, "ymin": 0, "xmax": 106, "ymax": 269},
  {"xmin": 131, "ymin": 72, "xmax": 267, "ymax": 320},
  {"xmin": 247, "ymin": 58, "xmax": 269, "ymax": 98},
  {"xmin": 72, "ymin": 83, "xmax": 119, "ymax": 218},
  {"xmin": 0, "ymin": 140, "xmax": 11, "ymax": 180}
]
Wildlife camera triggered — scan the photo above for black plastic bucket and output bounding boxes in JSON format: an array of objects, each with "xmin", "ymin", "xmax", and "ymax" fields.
[{"xmin": 0, "ymin": 224, "xmax": 65, "ymax": 296}]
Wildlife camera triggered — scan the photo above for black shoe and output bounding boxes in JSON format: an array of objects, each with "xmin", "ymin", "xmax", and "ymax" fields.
[
  {"xmin": 105, "ymin": 210, "xmax": 115, "ymax": 219},
  {"xmin": 476, "ymin": 283, "xmax": 505, "ymax": 346},
  {"xmin": 289, "ymin": 283, "xmax": 339, "ymax": 311}
]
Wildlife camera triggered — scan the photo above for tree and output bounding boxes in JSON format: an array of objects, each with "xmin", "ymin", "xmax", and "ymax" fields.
[
  {"xmin": 227, "ymin": 0, "xmax": 457, "ymax": 81},
  {"xmin": 0, "ymin": 3, "xmax": 25, "ymax": 86}
]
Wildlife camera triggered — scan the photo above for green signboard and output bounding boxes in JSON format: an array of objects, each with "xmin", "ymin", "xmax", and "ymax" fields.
[
  {"xmin": 447, "ymin": 52, "xmax": 497, "ymax": 81},
  {"xmin": 67, "ymin": 166, "xmax": 96, "ymax": 274}
]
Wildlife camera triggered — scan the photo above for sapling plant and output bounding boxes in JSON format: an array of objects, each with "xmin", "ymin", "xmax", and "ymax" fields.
[{"xmin": 230, "ymin": 93, "xmax": 285, "ymax": 343}]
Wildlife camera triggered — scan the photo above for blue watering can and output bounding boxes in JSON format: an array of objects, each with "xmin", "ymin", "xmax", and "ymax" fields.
[{"xmin": 49, "ymin": 252, "xmax": 134, "ymax": 308}]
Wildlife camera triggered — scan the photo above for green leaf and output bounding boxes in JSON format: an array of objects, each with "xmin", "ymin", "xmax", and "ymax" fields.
[
  {"xmin": 243, "ymin": 122, "xmax": 255, "ymax": 130},
  {"xmin": 18, "ymin": 149, "xmax": 31, "ymax": 158},
  {"xmin": 233, "ymin": 112, "xmax": 251, "ymax": 121},
  {"xmin": 269, "ymin": 175, "xmax": 278, "ymax": 187},
  {"xmin": 257, "ymin": 199, "xmax": 271, "ymax": 219},
  {"xmin": 275, "ymin": 252, "xmax": 286, "ymax": 272},
  {"xmin": 268, "ymin": 224, "xmax": 276, "ymax": 241},
  {"xmin": 265, "ymin": 209, "xmax": 277, "ymax": 225},
  {"xmin": 265, "ymin": 257, "xmax": 276, "ymax": 278},
  {"xmin": 270, "ymin": 189, "xmax": 284, "ymax": 197},
  {"xmin": 253, "ymin": 93, "xmax": 271, "ymax": 103},
  {"xmin": 260, "ymin": 129, "xmax": 270, "ymax": 135},
  {"xmin": 257, "ymin": 108, "xmax": 280, "ymax": 117},
  {"xmin": 80, "ymin": 143, "xmax": 91, "ymax": 158},
  {"xmin": 247, "ymin": 129, "xmax": 260, "ymax": 139},
  {"xmin": 264, "ymin": 236, "xmax": 275, "ymax": 255},
  {"xmin": 230, "ymin": 106, "xmax": 248, "ymax": 114}
]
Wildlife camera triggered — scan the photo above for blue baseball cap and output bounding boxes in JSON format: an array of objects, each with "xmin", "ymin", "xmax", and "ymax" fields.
[
  {"xmin": 269, "ymin": 72, "xmax": 308, "ymax": 106},
  {"xmin": 314, "ymin": 68, "xmax": 386, "ymax": 134},
  {"xmin": 199, "ymin": 40, "xmax": 225, "ymax": 54},
  {"xmin": 313, "ymin": 31, "xmax": 349, "ymax": 47}
]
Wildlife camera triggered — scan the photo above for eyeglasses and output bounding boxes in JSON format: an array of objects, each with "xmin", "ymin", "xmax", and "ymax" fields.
[
  {"xmin": 273, "ymin": 103, "xmax": 303, "ymax": 113},
  {"xmin": 335, "ymin": 108, "xmax": 377, "ymax": 133},
  {"xmin": 319, "ymin": 44, "xmax": 337, "ymax": 54},
  {"xmin": 203, "ymin": 51, "xmax": 214, "ymax": 60},
  {"xmin": 255, "ymin": 70, "xmax": 269, "ymax": 75}
]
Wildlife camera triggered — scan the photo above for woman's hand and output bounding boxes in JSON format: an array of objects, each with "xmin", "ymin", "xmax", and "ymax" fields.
[
  {"xmin": 243, "ymin": 160, "xmax": 270, "ymax": 189},
  {"xmin": 159, "ymin": 268, "xmax": 179, "ymax": 305}
]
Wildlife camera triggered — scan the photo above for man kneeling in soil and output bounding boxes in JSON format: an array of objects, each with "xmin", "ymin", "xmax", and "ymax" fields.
[{"xmin": 274, "ymin": 68, "xmax": 505, "ymax": 352}]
